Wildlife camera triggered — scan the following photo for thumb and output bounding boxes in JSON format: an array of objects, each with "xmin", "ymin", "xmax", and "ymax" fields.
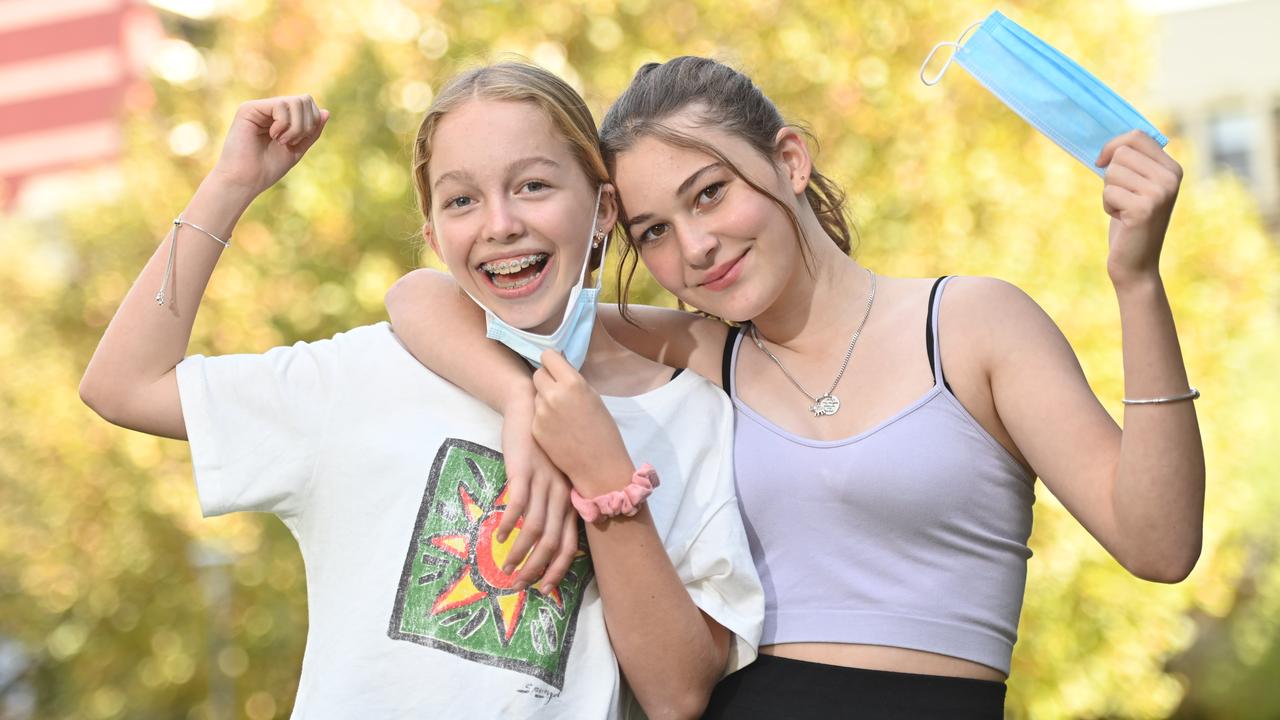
[
  {"xmin": 539, "ymin": 350, "xmax": 573, "ymax": 380},
  {"xmin": 293, "ymin": 108, "xmax": 330, "ymax": 155}
]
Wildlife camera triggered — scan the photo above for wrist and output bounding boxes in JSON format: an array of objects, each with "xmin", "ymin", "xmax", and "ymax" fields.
[
  {"xmin": 570, "ymin": 453, "xmax": 636, "ymax": 499},
  {"xmin": 1108, "ymin": 266, "xmax": 1163, "ymax": 296},
  {"xmin": 201, "ymin": 170, "xmax": 263, "ymax": 210},
  {"xmin": 497, "ymin": 378, "xmax": 536, "ymax": 416},
  {"xmin": 571, "ymin": 462, "xmax": 660, "ymax": 524}
]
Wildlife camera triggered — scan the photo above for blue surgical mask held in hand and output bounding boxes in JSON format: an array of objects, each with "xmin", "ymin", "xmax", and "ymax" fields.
[
  {"xmin": 449, "ymin": 185, "xmax": 606, "ymax": 370},
  {"xmin": 920, "ymin": 10, "xmax": 1167, "ymax": 177}
]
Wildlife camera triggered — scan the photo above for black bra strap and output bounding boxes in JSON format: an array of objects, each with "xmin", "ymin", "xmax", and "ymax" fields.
[
  {"xmin": 721, "ymin": 325, "xmax": 742, "ymax": 396},
  {"xmin": 925, "ymin": 277, "xmax": 953, "ymax": 393}
]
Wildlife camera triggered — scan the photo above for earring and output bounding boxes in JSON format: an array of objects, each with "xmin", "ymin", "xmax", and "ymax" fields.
[{"xmin": 592, "ymin": 230, "xmax": 606, "ymax": 248}]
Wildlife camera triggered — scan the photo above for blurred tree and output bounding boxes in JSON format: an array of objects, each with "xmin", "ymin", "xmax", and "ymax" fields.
[{"xmin": 1, "ymin": 0, "xmax": 1276, "ymax": 718}]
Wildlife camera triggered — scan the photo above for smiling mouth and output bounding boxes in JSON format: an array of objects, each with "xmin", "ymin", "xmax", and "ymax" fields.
[
  {"xmin": 699, "ymin": 251, "xmax": 746, "ymax": 289},
  {"xmin": 480, "ymin": 253, "xmax": 549, "ymax": 290}
]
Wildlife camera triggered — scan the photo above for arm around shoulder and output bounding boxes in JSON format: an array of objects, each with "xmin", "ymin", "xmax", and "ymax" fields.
[
  {"xmin": 386, "ymin": 268, "xmax": 534, "ymax": 411},
  {"xmin": 598, "ymin": 304, "xmax": 729, "ymax": 385}
]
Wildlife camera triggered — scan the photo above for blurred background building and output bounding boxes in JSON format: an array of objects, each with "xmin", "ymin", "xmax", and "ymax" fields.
[
  {"xmin": 0, "ymin": 0, "xmax": 163, "ymax": 210},
  {"xmin": 1142, "ymin": 0, "xmax": 1280, "ymax": 231}
]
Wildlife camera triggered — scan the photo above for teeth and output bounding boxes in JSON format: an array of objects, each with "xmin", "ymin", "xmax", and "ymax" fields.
[
  {"xmin": 493, "ymin": 270, "xmax": 541, "ymax": 290},
  {"xmin": 482, "ymin": 253, "xmax": 547, "ymax": 275}
]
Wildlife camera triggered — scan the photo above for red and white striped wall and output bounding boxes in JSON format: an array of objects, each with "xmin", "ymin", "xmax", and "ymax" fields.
[{"xmin": 0, "ymin": 0, "xmax": 162, "ymax": 209}]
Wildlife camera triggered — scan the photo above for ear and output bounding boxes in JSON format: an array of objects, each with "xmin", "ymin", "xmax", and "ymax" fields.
[
  {"xmin": 422, "ymin": 221, "xmax": 441, "ymax": 257},
  {"xmin": 597, "ymin": 183, "xmax": 620, "ymax": 234},
  {"xmin": 773, "ymin": 127, "xmax": 814, "ymax": 196}
]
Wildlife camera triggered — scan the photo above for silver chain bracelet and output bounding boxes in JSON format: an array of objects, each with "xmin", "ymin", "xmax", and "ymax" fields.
[{"xmin": 155, "ymin": 217, "xmax": 230, "ymax": 306}]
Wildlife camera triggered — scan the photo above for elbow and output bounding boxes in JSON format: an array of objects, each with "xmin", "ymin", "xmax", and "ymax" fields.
[
  {"xmin": 644, "ymin": 688, "xmax": 713, "ymax": 720},
  {"xmin": 384, "ymin": 271, "xmax": 412, "ymax": 310},
  {"xmin": 639, "ymin": 669, "xmax": 717, "ymax": 720},
  {"xmin": 79, "ymin": 375, "xmax": 129, "ymax": 427},
  {"xmin": 1126, "ymin": 542, "xmax": 1201, "ymax": 584},
  {"xmin": 385, "ymin": 268, "xmax": 445, "ymax": 313},
  {"xmin": 79, "ymin": 367, "xmax": 138, "ymax": 428},
  {"xmin": 79, "ymin": 373, "xmax": 114, "ymax": 420}
]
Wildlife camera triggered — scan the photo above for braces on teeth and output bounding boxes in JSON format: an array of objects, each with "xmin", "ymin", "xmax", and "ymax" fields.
[{"xmin": 482, "ymin": 253, "xmax": 547, "ymax": 275}]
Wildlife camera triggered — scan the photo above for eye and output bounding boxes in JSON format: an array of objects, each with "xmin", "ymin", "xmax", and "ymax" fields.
[
  {"xmin": 443, "ymin": 195, "xmax": 473, "ymax": 210},
  {"xmin": 521, "ymin": 180, "xmax": 549, "ymax": 193},
  {"xmin": 695, "ymin": 181, "xmax": 726, "ymax": 208},
  {"xmin": 637, "ymin": 223, "xmax": 670, "ymax": 246}
]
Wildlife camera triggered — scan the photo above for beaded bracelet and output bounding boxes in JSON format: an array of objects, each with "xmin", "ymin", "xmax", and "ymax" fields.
[{"xmin": 570, "ymin": 463, "xmax": 660, "ymax": 523}]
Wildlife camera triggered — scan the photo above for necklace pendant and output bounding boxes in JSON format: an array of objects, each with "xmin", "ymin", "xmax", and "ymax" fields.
[{"xmin": 811, "ymin": 394, "xmax": 841, "ymax": 417}]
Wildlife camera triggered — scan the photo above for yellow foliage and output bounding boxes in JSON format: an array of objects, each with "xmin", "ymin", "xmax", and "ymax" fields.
[{"xmin": 2, "ymin": 0, "xmax": 1278, "ymax": 717}]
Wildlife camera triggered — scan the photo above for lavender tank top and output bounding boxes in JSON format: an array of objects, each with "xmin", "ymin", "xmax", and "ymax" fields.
[{"xmin": 725, "ymin": 277, "xmax": 1035, "ymax": 675}]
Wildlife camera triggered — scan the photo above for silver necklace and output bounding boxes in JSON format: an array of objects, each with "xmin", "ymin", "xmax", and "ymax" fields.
[{"xmin": 749, "ymin": 269, "xmax": 877, "ymax": 417}]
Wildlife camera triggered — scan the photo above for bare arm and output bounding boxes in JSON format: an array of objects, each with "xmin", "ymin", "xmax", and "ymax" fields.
[
  {"xmin": 532, "ymin": 350, "xmax": 730, "ymax": 718},
  {"xmin": 80, "ymin": 96, "xmax": 328, "ymax": 439},
  {"xmin": 387, "ymin": 269, "xmax": 730, "ymax": 388},
  {"xmin": 977, "ymin": 132, "xmax": 1202, "ymax": 583},
  {"xmin": 584, "ymin": 506, "xmax": 730, "ymax": 718},
  {"xmin": 598, "ymin": 305, "xmax": 729, "ymax": 385},
  {"xmin": 386, "ymin": 268, "xmax": 534, "ymax": 410},
  {"xmin": 385, "ymin": 269, "xmax": 578, "ymax": 588}
]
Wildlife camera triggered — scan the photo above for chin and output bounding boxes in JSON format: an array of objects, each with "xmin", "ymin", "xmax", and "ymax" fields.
[{"xmin": 684, "ymin": 290, "xmax": 765, "ymax": 324}]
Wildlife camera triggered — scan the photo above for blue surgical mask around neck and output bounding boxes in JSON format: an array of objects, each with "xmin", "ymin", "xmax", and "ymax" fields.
[
  {"xmin": 441, "ymin": 185, "xmax": 606, "ymax": 370},
  {"xmin": 919, "ymin": 10, "xmax": 1167, "ymax": 177}
]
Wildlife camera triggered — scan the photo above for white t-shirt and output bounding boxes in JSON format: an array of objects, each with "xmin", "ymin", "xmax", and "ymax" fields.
[{"xmin": 176, "ymin": 322, "xmax": 762, "ymax": 719}]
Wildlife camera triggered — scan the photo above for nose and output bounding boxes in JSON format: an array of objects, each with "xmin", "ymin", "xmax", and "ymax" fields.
[
  {"xmin": 679, "ymin": 220, "xmax": 719, "ymax": 269},
  {"xmin": 481, "ymin": 196, "xmax": 525, "ymax": 244}
]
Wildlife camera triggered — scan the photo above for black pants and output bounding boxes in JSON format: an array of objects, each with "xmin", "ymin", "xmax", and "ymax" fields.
[{"xmin": 701, "ymin": 654, "xmax": 1006, "ymax": 720}]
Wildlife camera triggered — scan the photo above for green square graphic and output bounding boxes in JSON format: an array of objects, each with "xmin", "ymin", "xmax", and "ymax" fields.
[{"xmin": 388, "ymin": 439, "xmax": 593, "ymax": 689}]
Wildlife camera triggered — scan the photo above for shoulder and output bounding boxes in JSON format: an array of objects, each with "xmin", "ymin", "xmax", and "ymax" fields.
[
  {"xmin": 279, "ymin": 322, "xmax": 402, "ymax": 367},
  {"xmin": 938, "ymin": 276, "xmax": 1065, "ymax": 364},
  {"xmin": 676, "ymin": 369, "xmax": 735, "ymax": 416},
  {"xmin": 267, "ymin": 322, "xmax": 445, "ymax": 384},
  {"xmin": 940, "ymin": 276, "xmax": 1049, "ymax": 328}
]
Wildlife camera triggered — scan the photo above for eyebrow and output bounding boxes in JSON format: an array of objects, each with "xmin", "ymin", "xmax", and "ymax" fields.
[
  {"xmin": 433, "ymin": 156, "xmax": 562, "ymax": 190},
  {"xmin": 624, "ymin": 162, "xmax": 722, "ymax": 229}
]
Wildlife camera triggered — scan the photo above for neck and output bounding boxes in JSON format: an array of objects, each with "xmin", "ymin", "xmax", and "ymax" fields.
[
  {"xmin": 750, "ymin": 219, "xmax": 870, "ymax": 353},
  {"xmin": 579, "ymin": 318, "xmax": 679, "ymax": 398},
  {"xmin": 578, "ymin": 319, "xmax": 629, "ymax": 385}
]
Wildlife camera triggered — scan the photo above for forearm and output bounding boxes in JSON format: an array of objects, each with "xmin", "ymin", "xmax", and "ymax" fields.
[
  {"xmin": 80, "ymin": 175, "xmax": 256, "ymax": 434},
  {"xmin": 585, "ymin": 506, "xmax": 725, "ymax": 719},
  {"xmin": 1110, "ymin": 273, "xmax": 1204, "ymax": 581},
  {"xmin": 386, "ymin": 268, "xmax": 533, "ymax": 411}
]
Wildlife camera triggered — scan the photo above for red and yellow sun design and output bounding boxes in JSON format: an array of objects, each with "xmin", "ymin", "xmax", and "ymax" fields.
[{"xmin": 427, "ymin": 483, "xmax": 581, "ymax": 644}]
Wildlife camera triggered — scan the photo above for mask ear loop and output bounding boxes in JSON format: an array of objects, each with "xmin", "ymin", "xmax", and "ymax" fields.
[
  {"xmin": 581, "ymin": 185, "xmax": 606, "ymax": 291},
  {"xmin": 919, "ymin": 18, "xmax": 984, "ymax": 86}
]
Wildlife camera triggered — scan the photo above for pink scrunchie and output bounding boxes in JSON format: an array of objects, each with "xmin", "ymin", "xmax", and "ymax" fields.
[{"xmin": 570, "ymin": 463, "xmax": 661, "ymax": 523}]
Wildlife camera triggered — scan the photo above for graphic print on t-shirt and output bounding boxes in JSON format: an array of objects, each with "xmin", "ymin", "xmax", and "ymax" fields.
[{"xmin": 388, "ymin": 438, "xmax": 593, "ymax": 690}]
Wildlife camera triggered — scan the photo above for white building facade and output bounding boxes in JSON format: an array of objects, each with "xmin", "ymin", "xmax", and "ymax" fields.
[{"xmin": 1145, "ymin": 0, "xmax": 1280, "ymax": 229}]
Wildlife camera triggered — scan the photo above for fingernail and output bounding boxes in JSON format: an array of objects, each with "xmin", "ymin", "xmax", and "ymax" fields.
[
  {"xmin": 503, "ymin": 563, "xmax": 515, "ymax": 575},
  {"xmin": 496, "ymin": 530, "xmax": 509, "ymax": 542},
  {"xmin": 514, "ymin": 580, "xmax": 528, "ymax": 590},
  {"xmin": 539, "ymin": 583, "xmax": 552, "ymax": 594}
]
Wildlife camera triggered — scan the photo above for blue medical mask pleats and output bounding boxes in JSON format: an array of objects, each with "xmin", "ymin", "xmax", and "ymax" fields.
[{"xmin": 920, "ymin": 10, "xmax": 1167, "ymax": 177}]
